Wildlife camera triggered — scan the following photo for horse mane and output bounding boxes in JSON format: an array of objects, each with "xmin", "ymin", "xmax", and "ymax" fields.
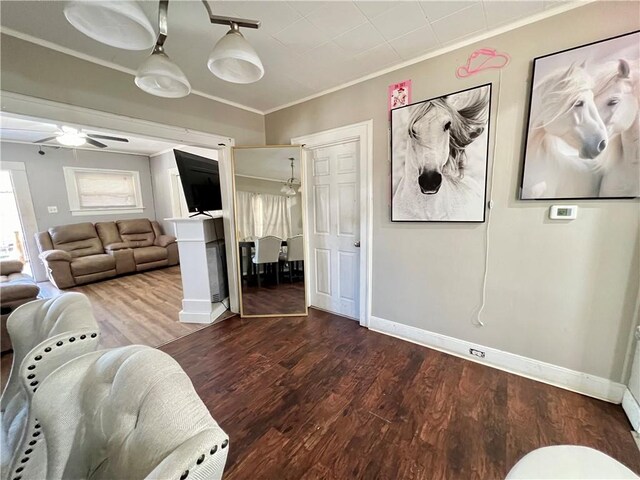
[
  {"xmin": 531, "ymin": 63, "xmax": 594, "ymax": 130},
  {"xmin": 407, "ymin": 88, "xmax": 490, "ymax": 181}
]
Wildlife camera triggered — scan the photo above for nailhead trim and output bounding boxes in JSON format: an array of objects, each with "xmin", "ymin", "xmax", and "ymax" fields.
[
  {"xmin": 15, "ymin": 467, "xmax": 23, "ymax": 473},
  {"xmin": 80, "ymin": 335, "xmax": 86, "ymax": 339},
  {"xmin": 196, "ymin": 454, "xmax": 205, "ymax": 465},
  {"xmin": 69, "ymin": 337, "xmax": 76, "ymax": 342},
  {"xmin": 56, "ymin": 341, "xmax": 63, "ymax": 346},
  {"xmin": 27, "ymin": 374, "xmax": 35, "ymax": 379},
  {"xmin": 27, "ymin": 365, "xmax": 35, "ymax": 370},
  {"xmin": 44, "ymin": 347, "xmax": 51, "ymax": 352},
  {"xmin": 91, "ymin": 333, "xmax": 97, "ymax": 338},
  {"xmin": 34, "ymin": 355, "xmax": 42, "ymax": 361},
  {"xmin": 28, "ymin": 441, "xmax": 36, "ymax": 446},
  {"xmin": 210, "ymin": 445, "xmax": 217, "ymax": 455},
  {"xmin": 221, "ymin": 439, "xmax": 228, "ymax": 449},
  {"xmin": 180, "ymin": 470, "xmax": 189, "ymax": 480}
]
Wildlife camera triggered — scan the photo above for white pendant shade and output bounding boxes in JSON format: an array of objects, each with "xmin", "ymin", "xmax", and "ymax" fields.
[
  {"xmin": 135, "ymin": 51, "xmax": 191, "ymax": 98},
  {"xmin": 64, "ymin": 1, "xmax": 156, "ymax": 51},
  {"xmin": 208, "ymin": 30, "xmax": 264, "ymax": 84}
]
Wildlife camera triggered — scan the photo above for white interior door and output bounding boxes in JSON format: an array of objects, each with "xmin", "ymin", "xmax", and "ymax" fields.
[{"xmin": 307, "ymin": 141, "xmax": 360, "ymax": 319}]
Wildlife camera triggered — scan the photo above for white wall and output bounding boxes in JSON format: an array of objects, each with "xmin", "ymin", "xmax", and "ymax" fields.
[{"xmin": 265, "ymin": 1, "xmax": 640, "ymax": 383}]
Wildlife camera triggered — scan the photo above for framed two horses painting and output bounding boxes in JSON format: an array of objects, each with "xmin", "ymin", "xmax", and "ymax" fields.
[
  {"xmin": 391, "ymin": 84, "xmax": 491, "ymax": 222},
  {"xmin": 521, "ymin": 30, "xmax": 640, "ymax": 200}
]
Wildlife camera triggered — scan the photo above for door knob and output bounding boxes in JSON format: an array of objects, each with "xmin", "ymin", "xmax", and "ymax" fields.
[{"xmin": 354, "ymin": 241, "xmax": 360, "ymax": 247}]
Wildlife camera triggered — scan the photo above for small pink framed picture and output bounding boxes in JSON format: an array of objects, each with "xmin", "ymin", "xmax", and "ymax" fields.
[{"xmin": 388, "ymin": 80, "xmax": 412, "ymax": 112}]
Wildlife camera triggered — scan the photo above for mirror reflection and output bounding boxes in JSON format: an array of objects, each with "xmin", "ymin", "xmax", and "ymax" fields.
[{"xmin": 233, "ymin": 146, "xmax": 307, "ymax": 317}]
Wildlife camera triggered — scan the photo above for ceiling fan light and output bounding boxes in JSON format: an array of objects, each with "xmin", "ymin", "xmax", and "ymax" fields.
[
  {"xmin": 135, "ymin": 50, "xmax": 191, "ymax": 98},
  {"xmin": 63, "ymin": 1, "xmax": 156, "ymax": 50},
  {"xmin": 208, "ymin": 30, "xmax": 264, "ymax": 84},
  {"xmin": 57, "ymin": 133, "xmax": 86, "ymax": 147}
]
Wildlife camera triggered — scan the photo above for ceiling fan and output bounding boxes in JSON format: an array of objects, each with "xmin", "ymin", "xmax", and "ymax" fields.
[{"xmin": 33, "ymin": 126, "xmax": 129, "ymax": 149}]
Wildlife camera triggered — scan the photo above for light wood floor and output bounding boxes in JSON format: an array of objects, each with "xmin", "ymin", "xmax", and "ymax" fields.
[
  {"xmin": 162, "ymin": 310, "xmax": 640, "ymax": 479},
  {"xmin": 1, "ymin": 266, "xmax": 234, "ymax": 389}
]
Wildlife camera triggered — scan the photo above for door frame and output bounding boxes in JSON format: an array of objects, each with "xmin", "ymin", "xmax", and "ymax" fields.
[
  {"xmin": 0, "ymin": 161, "xmax": 43, "ymax": 280},
  {"xmin": 0, "ymin": 91, "xmax": 240, "ymax": 312},
  {"xmin": 292, "ymin": 120, "xmax": 373, "ymax": 327}
]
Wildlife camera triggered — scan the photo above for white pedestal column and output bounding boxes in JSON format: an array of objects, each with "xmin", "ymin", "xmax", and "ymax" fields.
[{"xmin": 168, "ymin": 216, "xmax": 229, "ymax": 324}]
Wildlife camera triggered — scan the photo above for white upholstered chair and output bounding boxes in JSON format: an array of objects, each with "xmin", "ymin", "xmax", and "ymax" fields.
[
  {"xmin": 506, "ymin": 445, "xmax": 639, "ymax": 479},
  {"xmin": 252, "ymin": 235, "xmax": 282, "ymax": 287},
  {"xmin": 1, "ymin": 292, "xmax": 100, "ymax": 480},
  {"xmin": 280, "ymin": 235, "xmax": 304, "ymax": 283},
  {"xmin": 13, "ymin": 345, "xmax": 229, "ymax": 480}
]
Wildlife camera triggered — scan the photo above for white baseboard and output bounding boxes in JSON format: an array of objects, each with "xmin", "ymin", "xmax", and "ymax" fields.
[
  {"xmin": 369, "ymin": 316, "xmax": 626, "ymax": 404},
  {"xmin": 622, "ymin": 389, "xmax": 640, "ymax": 432},
  {"xmin": 179, "ymin": 298, "xmax": 229, "ymax": 324}
]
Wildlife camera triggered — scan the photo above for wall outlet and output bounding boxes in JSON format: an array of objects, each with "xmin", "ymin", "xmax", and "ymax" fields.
[
  {"xmin": 469, "ymin": 348, "xmax": 485, "ymax": 358},
  {"xmin": 47, "ymin": 206, "xmax": 58, "ymax": 213}
]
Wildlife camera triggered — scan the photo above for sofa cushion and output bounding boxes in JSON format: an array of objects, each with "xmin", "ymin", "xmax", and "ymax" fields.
[
  {"xmin": 95, "ymin": 222, "xmax": 122, "ymax": 248},
  {"xmin": 133, "ymin": 246, "xmax": 167, "ymax": 264},
  {"xmin": 117, "ymin": 219, "xmax": 155, "ymax": 248},
  {"xmin": 0, "ymin": 278, "xmax": 40, "ymax": 303},
  {"xmin": 0, "ymin": 260, "xmax": 23, "ymax": 276},
  {"xmin": 49, "ymin": 223, "xmax": 104, "ymax": 258},
  {"xmin": 70, "ymin": 254, "xmax": 116, "ymax": 276}
]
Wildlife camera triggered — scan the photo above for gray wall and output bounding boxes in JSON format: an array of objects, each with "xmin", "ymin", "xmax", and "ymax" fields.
[
  {"xmin": 0, "ymin": 141, "xmax": 156, "ymax": 231},
  {"xmin": 0, "ymin": 34, "xmax": 265, "ymax": 145},
  {"xmin": 265, "ymin": 1, "xmax": 640, "ymax": 382}
]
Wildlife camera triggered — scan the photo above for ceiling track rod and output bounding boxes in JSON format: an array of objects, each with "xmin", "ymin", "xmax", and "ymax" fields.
[{"xmin": 201, "ymin": 0, "xmax": 260, "ymax": 29}]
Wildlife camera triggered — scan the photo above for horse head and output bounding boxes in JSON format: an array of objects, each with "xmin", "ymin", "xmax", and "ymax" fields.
[
  {"xmin": 594, "ymin": 59, "xmax": 639, "ymax": 138},
  {"xmin": 533, "ymin": 63, "xmax": 608, "ymax": 159},
  {"xmin": 406, "ymin": 87, "xmax": 489, "ymax": 195}
]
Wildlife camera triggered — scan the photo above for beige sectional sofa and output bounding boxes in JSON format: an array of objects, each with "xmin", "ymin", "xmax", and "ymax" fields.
[{"xmin": 35, "ymin": 218, "xmax": 178, "ymax": 289}]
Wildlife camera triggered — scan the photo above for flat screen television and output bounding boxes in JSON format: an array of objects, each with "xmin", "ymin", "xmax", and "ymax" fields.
[{"xmin": 174, "ymin": 149, "xmax": 223, "ymax": 216}]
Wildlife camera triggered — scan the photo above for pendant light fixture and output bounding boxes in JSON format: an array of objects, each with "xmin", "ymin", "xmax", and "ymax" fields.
[
  {"xmin": 208, "ymin": 22, "xmax": 264, "ymax": 84},
  {"xmin": 134, "ymin": 0, "xmax": 191, "ymax": 98},
  {"xmin": 64, "ymin": 1, "xmax": 263, "ymax": 96},
  {"xmin": 281, "ymin": 157, "xmax": 300, "ymax": 197},
  {"xmin": 63, "ymin": 0, "xmax": 155, "ymax": 50}
]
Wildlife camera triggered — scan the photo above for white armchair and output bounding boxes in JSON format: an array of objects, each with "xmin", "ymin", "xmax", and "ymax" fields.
[
  {"xmin": 15, "ymin": 345, "xmax": 229, "ymax": 480},
  {"xmin": 1, "ymin": 292, "xmax": 99, "ymax": 480}
]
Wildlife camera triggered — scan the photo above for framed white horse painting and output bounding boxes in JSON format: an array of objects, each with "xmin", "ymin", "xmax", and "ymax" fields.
[
  {"xmin": 521, "ymin": 30, "xmax": 640, "ymax": 200},
  {"xmin": 391, "ymin": 84, "xmax": 491, "ymax": 222}
]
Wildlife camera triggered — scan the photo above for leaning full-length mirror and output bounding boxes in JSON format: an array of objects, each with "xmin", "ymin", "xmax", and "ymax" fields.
[{"xmin": 232, "ymin": 146, "xmax": 307, "ymax": 317}]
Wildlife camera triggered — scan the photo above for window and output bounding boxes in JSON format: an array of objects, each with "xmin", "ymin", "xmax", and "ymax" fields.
[{"xmin": 63, "ymin": 167, "xmax": 144, "ymax": 216}]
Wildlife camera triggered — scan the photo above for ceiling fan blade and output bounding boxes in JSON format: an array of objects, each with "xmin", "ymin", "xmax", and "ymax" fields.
[
  {"xmin": 87, "ymin": 133, "xmax": 129, "ymax": 142},
  {"xmin": 33, "ymin": 136, "xmax": 59, "ymax": 144},
  {"xmin": 86, "ymin": 138, "xmax": 108, "ymax": 148}
]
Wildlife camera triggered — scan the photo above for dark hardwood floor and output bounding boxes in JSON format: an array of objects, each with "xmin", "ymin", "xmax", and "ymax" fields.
[
  {"xmin": 242, "ymin": 281, "xmax": 306, "ymax": 315},
  {"xmin": 161, "ymin": 309, "xmax": 640, "ymax": 479}
]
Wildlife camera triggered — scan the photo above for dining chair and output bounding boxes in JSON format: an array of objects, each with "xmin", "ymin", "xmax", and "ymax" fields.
[
  {"xmin": 251, "ymin": 236, "xmax": 282, "ymax": 287},
  {"xmin": 280, "ymin": 235, "xmax": 304, "ymax": 283}
]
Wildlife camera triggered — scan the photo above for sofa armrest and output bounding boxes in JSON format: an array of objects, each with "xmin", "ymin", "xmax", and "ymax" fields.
[
  {"xmin": 0, "ymin": 259, "xmax": 24, "ymax": 276},
  {"xmin": 39, "ymin": 250, "xmax": 72, "ymax": 262},
  {"xmin": 155, "ymin": 235, "xmax": 176, "ymax": 248},
  {"xmin": 104, "ymin": 242, "xmax": 130, "ymax": 252}
]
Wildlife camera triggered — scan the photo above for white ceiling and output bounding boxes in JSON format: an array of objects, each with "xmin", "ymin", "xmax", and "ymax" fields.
[
  {"xmin": 0, "ymin": 113, "xmax": 180, "ymax": 155},
  {"xmin": 0, "ymin": 0, "xmax": 578, "ymax": 113}
]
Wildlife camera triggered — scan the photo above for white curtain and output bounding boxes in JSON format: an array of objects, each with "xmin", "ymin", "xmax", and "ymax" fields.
[
  {"xmin": 236, "ymin": 191, "xmax": 255, "ymax": 241},
  {"xmin": 237, "ymin": 191, "xmax": 292, "ymax": 240}
]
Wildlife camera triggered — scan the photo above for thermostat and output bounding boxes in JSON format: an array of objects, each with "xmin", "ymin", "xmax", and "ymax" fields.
[{"xmin": 549, "ymin": 205, "xmax": 577, "ymax": 220}]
